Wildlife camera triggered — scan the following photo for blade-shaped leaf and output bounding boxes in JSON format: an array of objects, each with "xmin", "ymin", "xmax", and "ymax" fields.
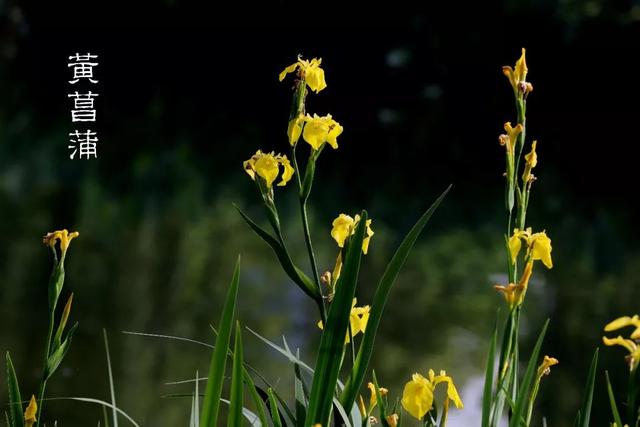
[
  {"xmin": 306, "ymin": 211, "xmax": 367, "ymax": 426},
  {"xmin": 372, "ymin": 371, "xmax": 389, "ymax": 427},
  {"xmin": 235, "ymin": 205, "xmax": 319, "ymax": 300},
  {"xmin": 228, "ymin": 322, "xmax": 244, "ymax": 427},
  {"xmin": 103, "ymin": 329, "xmax": 119, "ymax": 427},
  {"xmin": 605, "ymin": 371, "xmax": 623, "ymax": 427},
  {"xmin": 481, "ymin": 314, "xmax": 499, "ymax": 427},
  {"xmin": 577, "ymin": 348, "xmax": 598, "ymax": 427},
  {"xmin": 200, "ymin": 256, "xmax": 241, "ymax": 427},
  {"xmin": 5, "ymin": 352, "xmax": 23, "ymax": 427},
  {"xmin": 268, "ymin": 388, "xmax": 284, "ymax": 427},
  {"xmin": 44, "ymin": 322, "xmax": 79, "ymax": 381},
  {"xmin": 341, "ymin": 187, "xmax": 450, "ymax": 410},
  {"xmin": 294, "ymin": 350, "xmax": 307, "ymax": 427},
  {"xmin": 509, "ymin": 319, "xmax": 549, "ymax": 427},
  {"xmin": 242, "ymin": 368, "xmax": 269, "ymax": 427}
]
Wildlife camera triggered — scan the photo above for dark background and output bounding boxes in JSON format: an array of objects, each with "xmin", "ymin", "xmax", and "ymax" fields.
[{"xmin": 2, "ymin": 1, "xmax": 640, "ymax": 425}]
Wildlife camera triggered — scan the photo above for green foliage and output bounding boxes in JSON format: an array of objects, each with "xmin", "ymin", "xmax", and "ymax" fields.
[
  {"xmin": 200, "ymin": 256, "xmax": 241, "ymax": 427},
  {"xmin": 5, "ymin": 352, "xmax": 23, "ymax": 427}
]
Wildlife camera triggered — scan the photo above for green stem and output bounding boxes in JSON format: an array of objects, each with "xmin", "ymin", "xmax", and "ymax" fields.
[{"xmin": 36, "ymin": 310, "xmax": 55, "ymax": 427}]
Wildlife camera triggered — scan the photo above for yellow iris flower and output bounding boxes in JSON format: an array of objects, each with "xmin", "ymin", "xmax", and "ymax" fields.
[
  {"xmin": 494, "ymin": 260, "xmax": 534, "ymax": 309},
  {"xmin": 24, "ymin": 395, "xmax": 37, "ymax": 427},
  {"xmin": 317, "ymin": 298, "xmax": 370, "ymax": 344},
  {"xmin": 301, "ymin": 113, "xmax": 343, "ymax": 150},
  {"xmin": 508, "ymin": 227, "xmax": 553, "ymax": 269},
  {"xmin": 498, "ymin": 122, "xmax": 523, "ymax": 155},
  {"xmin": 536, "ymin": 355, "xmax": 559, "ymax": 380},
  {"xmin": 602, "ymin": 335, "xmax": 640, "ymax": 371},
  {"xmin": 502, "ymin": 48, "xmax": 532, "ymax": 94},
  {"xmin": 243, "ymin": 150, "xmax": 295, "ymax": 188},
  {"xmin": 604, "ymin": 315, "xmax": 640, "ymax": 340},
  {"xmin": 331, "ymin": 214, "xmax": 374, "ymax": 254},
  {"xmin": 358, "ymin": 382, "xmax": 388, "ymax": 418},
  {"xmin": 401, "ymin": 369, "xmax": 463, "ymax": 420},
  {"xmin": 522, "ymin": 140, "xmax": 538, "ymax": 183},
  {"xmin": 42, "ymin": 229, "xmax": 80, "ymax": 254},
  {"xmin": 279, "ymin": 56, "xmax": 327, "ymax": 94}
]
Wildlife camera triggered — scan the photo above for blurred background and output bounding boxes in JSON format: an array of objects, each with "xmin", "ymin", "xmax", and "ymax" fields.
[{"xmin": 2, "ymin": 1, "xmax": 640, "ymax": 425}]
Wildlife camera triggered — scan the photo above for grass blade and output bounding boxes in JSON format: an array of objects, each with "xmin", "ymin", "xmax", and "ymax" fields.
[
  {"xmin": 5, "ymin": 352, "xmax": 24, "ymax": 427},
  {"xmin": 481, "ymin": 314, "xmax": 499, "ymax": 427},
  {"xmin": 103, "ymin": 329, "xmax": 118, "ymax": 427},
  {"xmin": 47, "ymin": 397, "xmax": 139, "ymax": 426},
  {"xmin": 200, "ymin": 256, "xmax": 241, "ymax": 427},
  {"xmin": 243, "ymin": 368, "xmax": 269, "ymax": 427},
  {"xmin": 340, "ymin": 187, "xmax": 450, "ymax": 410},
  {"xmin": 305, "ymin": 211, "xmax": 367, "ymax": 426},
  {"xmin": 294, "ymin": 350, "xmax": 307, "ymax": 427},
  {"xmin": 268, "ymin": 388, "xmax": 284, "ymax": 427},
  {"xmin": 509, "ymin": 319, "xmax": 549, "ymax": 427},
  {"xmin": 605, "ymin": 370, "xmax": 623, "ymax": 427},
  {"xmin": 577, "ymin": 348, "xmax": 599, "ymax": 427},
  {"xmin": 227, "ymin": 322, "xmax": 244, "ymax": 427}
]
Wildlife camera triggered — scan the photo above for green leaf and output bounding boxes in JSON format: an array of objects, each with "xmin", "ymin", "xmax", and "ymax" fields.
[
  {"xmin": 340, "ymin": 187, "xmax": 450, "ymax": 410},
  {"xmin": 372, "ymin": 371, "xmax": 389, "ymax": 427},
  {"xmin": 227, "ymin": 322, "xmax": 244, "ymax": 427},
  {"xmin": 242, "ymin": 367, "xmax": 269, "ymax": 427},
  {"xmin": 606, "ymin": 371, "xmax": 623, "ymax": 427},
  {"xmin": 268, "ymin": 388, "xmax": 284, "ymax": 427},
  {"xmin": 509, "ymin": 319, "xmax": 549, "ymax": 427},
  {"xmin": 294, "ymin": 350, "xmax": 307, "ymax": 427},
  {"xmin": 234, "ymin": 205, "xmax": 318, "ymax": 300},
  {"xmin": 44, "ymin": 322, "xmax": 79, "ymax": 381},
  {"xmin": 103, "ymin": 329, "xmax": 119, "ymax": 427},
  {"xmin": 200, "ymin": 256, "xmax": 241, "ymax": 427},
  {"xmin": 481, "ymin": 317, "xmax": 498, "ymax": 427},
  {"xmin": 306, "ymin": 211, "xmax": 368, "ymax": 427},
  {"xmin": 5, "ymin": 352, "xmax": 23, "ymax": 427},
  {"xmin": 576, "ymin": 348, "xmax": 599, "ymax": 427}
]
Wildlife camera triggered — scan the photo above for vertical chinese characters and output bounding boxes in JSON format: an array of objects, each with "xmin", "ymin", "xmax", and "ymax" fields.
[{"xmin": 67, "ymin": 53, "xmax": 99, "ymax": 159}]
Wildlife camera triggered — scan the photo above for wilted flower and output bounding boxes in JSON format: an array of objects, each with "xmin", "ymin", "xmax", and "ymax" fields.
[
  {"xmin": 503, "ymin": 48, "xmax": 532, "ymax": 95},
  {"xmin": 24, "ymin": 395, "xmax": 37, "ymax": 427}
]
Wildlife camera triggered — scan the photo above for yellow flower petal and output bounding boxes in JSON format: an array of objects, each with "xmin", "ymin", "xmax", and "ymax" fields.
[
  {"xmin": 277, "ymin": 155, "xmax": 295, "ymax": 187},
  {"xmin": 529, "ymin": 231, "xmax": 553, "ymax": 269},
  {"xmin": 508, "ymin": 230, "xmax": 523, "ymax": 264},
  {"xmin": 401, "ymin": 373, "xmax": 434, "ymax": 420},
  {"xmin": 254, "ymin": 154, "xmax": 280, "ymax": 188},
  {"xmin": 331, "ymin": 214, "xmax": 355, "ymax": 248},
  {"xmin": 279, "ymin": 62, "xmax": 299, "ymax": 82},
  {"xmin": 287, "ymin": 115, "xmax": 304, "ymax": 146},
  {"xmin": 603, "ymin": 335, "xmax": 637, "ymax": 354},
  {"xmin": 24, "ymin": 395, "xmax": 37, "ymax": 427}
]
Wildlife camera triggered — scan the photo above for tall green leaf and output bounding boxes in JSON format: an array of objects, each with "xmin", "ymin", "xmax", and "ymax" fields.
[
  {"xmin": 5, "ymin": 352, "xmax": 23, "ymax": 427},
  {"xmin": 481, "ymin": 320, "xmax": 498, "ymax": 427},
  {"xmin": 605, "ymin": 370, "xmax": 623, "ymax": 427},
  {"xmin": 268, "ymin": 388, "xmax": 284, "ymax": 427},
  {"xmin": 305, "ymin": 211, "xmax": 367, "ymax": 426},
  {"xmin": 576, "ymin": 348, "xmax": 599, "ymax": 427},
  {"xmin": 227, "ymin": 322, "xmax": 244, "ymax": 427},
  {"xmin": 200, "ymin": 256, "xmax": 241, "ymax": 427},
  {"xmin": 340, "ymin": 187, "xmax": 450, "ymax": 410},
  {"xmin": 242, "ymin": 367, "xmax": 269, "ymax": 427},
  {"xmin": 509, "ymin": 319, "xmax": 549, "ymax": 427}
]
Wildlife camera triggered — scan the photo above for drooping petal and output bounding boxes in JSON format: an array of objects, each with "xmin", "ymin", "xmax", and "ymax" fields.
[
  {"xmin": 279, "ymin": 62, "xmax": 299, "ymax": 82},
  {"xmin": 605, "ymin": 315, "xmax": 640, "ymax": 332},
  {"xmin": 331, "ymin": 214, "xmax": 355, "ymax": 247},
  {"xmin": 326, "ymin": 119, "xmax": 343, "ymax": 149},
  {"xmin": 277, "ymin": 156, "xmax": 295, "ymax": 187},
  {"xmin": 254, "ymin": 154, "xmax": 280, "ymax": 188},
  {"xmin": 24, "ymin": 395, "xmax": 37, "ymax": 427},
  {"xmin": 602, "ymin": 335, "xmax": 637, "ymax": 354},
  {"xmin": 530, "ymin": 232, "xmax": 553, "ymax": 269},
  {"xmin": 302, "ymin": 114, "xmax": 330, "ymax": 150},
  {"xmin": 287, "ymin": 115, "xmax": 305, "ymax": 146},
  {"xmin": 508, "ymin": 232, "xmax": 522, "ymax": 264},
  {"xmin": 305, "ymin": 64, "xmax": 327, "ymax": 93},
  {"xmin": 401, "ymin": 374, "xmax": 434, "ymax": 420}
]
